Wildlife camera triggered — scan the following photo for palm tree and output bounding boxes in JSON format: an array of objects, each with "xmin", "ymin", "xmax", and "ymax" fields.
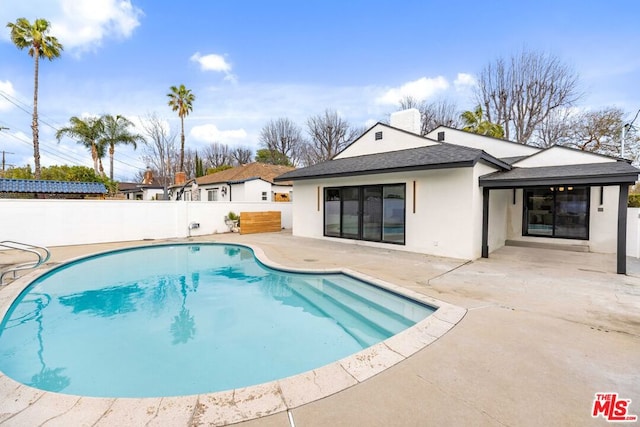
[
  {"xmin": 99, "ymin": 115, "xmax": 144, "ymax": 181},
  {"xmin": 167, "ymin": 84, "xmax": 195, "ymax": 172},
  {"xmin": 7, "ymin": 18, "xmax": 63, "ymax": 179},
  {"xmin": 460, "ymin": 105, "xmax": 505, "ymax": 138},
  {"xmin": 56, "ymin": 116, "xmax": 105, "ymax": 176}
]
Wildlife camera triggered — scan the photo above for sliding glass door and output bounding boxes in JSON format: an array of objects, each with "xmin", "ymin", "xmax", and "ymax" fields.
[
  {"xmin": 324, "ymin": 184, "xmax": 405, "ymax": 245},
  {"xmin": 524, "ymin": 186, "xmax": 589, "ymax": 239}
]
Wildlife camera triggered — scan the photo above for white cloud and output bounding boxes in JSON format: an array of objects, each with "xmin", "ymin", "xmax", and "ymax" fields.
[
  {"xmin": 454, "ymin": 73, "xmax": 476, "ymax": 90},
  {"xmin": 1, "ymin": 0, "xmax": 143, "ymax": 53},
  {"xmin": 190, "ymin": 124, "xmax": 247, "ymax": 144},
  {"xmin": 376, "ymin": 76, "xmax": 449, "ymax": 105},
  {"xmin": 0, "ymin": 80, "xmax": 17, "ymax": 112},
  {"xmin": 190, "ymin": 52, "xmax": 231, "ymax": 72},
  {"xmin": 190, "ymin": 52, "xmax": 237, "ymax": 82}
]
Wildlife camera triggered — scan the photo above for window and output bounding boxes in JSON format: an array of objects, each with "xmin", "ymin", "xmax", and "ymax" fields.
[
  {"xmin": 524, "ymin": 186, "xmax": 589, "ymax": 239},
  {"xmin": 262, "ymin": 191, "xmax": 268, "ymax": 201},
  {"xmin": 375, "ymin": 131, "xmax": 383, "ymax": 140},
  {"xmin": 324, "ymin": 184, "xmax": 405, "ymax": 244},
  {"xmin": 207, "ymin": 189, "xmax": 218, "ymax": 201}
]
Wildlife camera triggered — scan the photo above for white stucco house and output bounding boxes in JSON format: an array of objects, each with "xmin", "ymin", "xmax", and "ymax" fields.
[
  {"xmin": 275, "ymin": 109, "xmax": 639, "ymax": 274},
  {"xmin": 173, "ymin": 162, "xmax": 295, "ymax": 202}
]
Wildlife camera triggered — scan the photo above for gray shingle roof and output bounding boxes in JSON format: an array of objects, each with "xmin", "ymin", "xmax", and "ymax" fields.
[
  {"xmin": 0, "ymin": 179, "xmax": 107, "ymax": 194},
  {"xmin": 479, "ymin": 161, "xmax": 640, "ymax": 188},
  {"xmin": 275, "ymin": 144, "xmax": 509, "ymax": 181}
]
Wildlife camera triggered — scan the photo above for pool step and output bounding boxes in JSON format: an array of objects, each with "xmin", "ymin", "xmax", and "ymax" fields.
[
  {"xmin": 285, "ymin": 276, "xmax": 428, "ymax": 348},
  {"xmin": 286, "ymin": 280, "xmax": 391, "ymax": 347}
]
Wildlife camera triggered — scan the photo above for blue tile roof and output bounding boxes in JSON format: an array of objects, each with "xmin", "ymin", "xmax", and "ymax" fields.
[{"xmin": 0, "ymin": 179, "xmax": 107, "ymax": 194}]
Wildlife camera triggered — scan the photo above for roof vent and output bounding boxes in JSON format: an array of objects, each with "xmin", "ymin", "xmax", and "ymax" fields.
[
  {"xmin": 375, "ymin": 131, "xmax": 383, "ymax": 140},
  {"xmin": 437, "ymin": 131, "xmax": 445, "ymax": 142}
]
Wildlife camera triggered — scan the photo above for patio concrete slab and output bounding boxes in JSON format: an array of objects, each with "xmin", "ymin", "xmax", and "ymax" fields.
[{"xmin": 0, "ymin": 231, "xmax": 638, "ymax": 426}]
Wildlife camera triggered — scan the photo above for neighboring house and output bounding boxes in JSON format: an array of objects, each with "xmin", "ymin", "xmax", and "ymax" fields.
[
  {"xmin": 174, "ymin": 162, "xmax": 295, "ymax": 202},
  {"xmin": 0, "ymin": 178, "xmax": 107, "ymax": 199},
  {"xmin": 118, "ymin": 169, "xmax": 167, "ymax": 200},
  {"xmin": 275, "ymin": 109, "xmax": 639, "ymax": 274}
]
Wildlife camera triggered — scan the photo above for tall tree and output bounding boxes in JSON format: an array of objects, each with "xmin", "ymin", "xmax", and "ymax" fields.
[
  {"xmin": 7, "ymin": 17, "xmax": 63, "ymax": 179},
  {"xmin": 255, "ymin": 148, "xmax": 292, "ymax": 166},
  {"xmin": 460, "ymin": 105, "xmax": 505, "ymax": 138},
  {"xmin": 475, "ymin": 49, "xmax": 580, "ymax": 143},
  {"xmin": 231, "ymin": 146, "xmax": 253, "ymax": 165},
  {"xmin": 305, "ymin": 109, "xmax": 360, "ymax": 164},
  {"xmin": 201, "ymin": 142, "xmax": 232, "ymax": 169},
  {"xmin": 259, "ymin": 118, "xmax": 305, "ymax": 166},
  {"xmin": 194, "ymin": 152, "xmax": 204, "ymax": 177},
  {"xmin": 181, "ymin": 148, "xmax": 197, "ymax": 179},
  {"xmin": 564, "ymin": 107, "xmax": 640, "ymax": 160},
  {"xmin": 420, "ymin": 99, "xmax": 461, "ymax": 134},
  {"xmin": 99, "ymin": 114, "xmax": 144, "ymax": 181},
  {"xmin": 167, "ymin": 84, "xmax": 195, "ymax": 172},
  {"xmin": 139, "ymin": 113, "xmax": 177, "ymax": 197},
  {"xmin": 534, "ymin": 107, "xmax": 574, "ymax": 148},
  {"xmin": 56, "ymin": 116, "xmax": 105, "ymax": 176}
]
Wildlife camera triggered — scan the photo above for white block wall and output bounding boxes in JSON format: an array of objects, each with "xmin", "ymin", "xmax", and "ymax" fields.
[{"xmin": 0, "ymin": 200, "xmax": 291, "ymax": 248}]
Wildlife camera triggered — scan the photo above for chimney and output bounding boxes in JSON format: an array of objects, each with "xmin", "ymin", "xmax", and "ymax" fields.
[
  {"xmin": 390, "ymin": 108, "xmax": 421, "ymax": 135},
  {"xmin": 174, "ymin": 171, "xmax": 187, "ymax": 185},
  {"xmin": 142, "ymin": 167, "xmax": 153, "ymax": 184}
]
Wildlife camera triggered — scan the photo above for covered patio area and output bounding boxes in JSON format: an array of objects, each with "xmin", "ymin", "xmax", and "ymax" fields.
[{"xmin": 480, "ymin": 161, "xmax": 640, "ymax": 274}]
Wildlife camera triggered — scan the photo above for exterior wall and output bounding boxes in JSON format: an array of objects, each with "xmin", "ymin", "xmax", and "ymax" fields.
[
  {"xmin": 243, "ymin": 179, "xmax": 274, "ymax": 202},
  {"xmin": 488, "ymin": 189, "xmax": 510, "ymax": 254},
  {"xmin": 290, "ymin": 167, "xmax": 485, "ymax": 260},
  {"xmin": 513, "ymin": 146, "xmax": 615, "ymax": 167},
  {"xmin": 0, "ymin": 200, "xmax": 292, "ymax": 248},
  {"xmin": 425, "ymin": 127, "xmax": 540, "ymax": 158},
  {"xmin": 198, "ymin": 182, "xmax": 292, "ymax": 202},
  {"xmin": 505, "ymin": 186, "xmax": 618, "ymax": 253},
  {"xmin": 144, "ymin": 188, "xmax": 165, "ymax": 200},
  {"xmin": 589, "ymin": 186, "xmax": 620, "ymax": 253},
  {"xmin": 334, "ymin": 124, "xmax": 437, "ymax": 159},
  {"xmin": 230, "ymin": 183, "xmax": 245, "ymax": 201},
  {"xmin": 198, "ymin": 183, "xmax": 231, "ymax": 202},
  {"xmin": 473, "ymin": 162, "xmax": 509, "ymax": 256},
  {"xmin": 627, "ymin": 208, "xmax": 640, "ymax": 258}
]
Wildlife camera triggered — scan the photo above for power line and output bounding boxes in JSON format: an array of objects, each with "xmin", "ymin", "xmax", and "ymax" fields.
[{"xmin": 0, "ymin": 89, "xmax": 148, "ymax": 176}]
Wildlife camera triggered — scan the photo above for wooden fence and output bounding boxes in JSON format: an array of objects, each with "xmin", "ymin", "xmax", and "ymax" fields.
[{"xmin": 240, "ymin": 211, "xmax": 282, "ymax": 234}]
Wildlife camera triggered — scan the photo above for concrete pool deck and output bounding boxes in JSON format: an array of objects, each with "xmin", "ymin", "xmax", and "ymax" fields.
[{"xmin": 1, "ymin": 231, "xmax": 639, "ymax": 426}]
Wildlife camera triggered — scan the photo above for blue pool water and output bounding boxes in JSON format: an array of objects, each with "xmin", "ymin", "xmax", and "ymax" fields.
[{"xmin": 0, "ymin": 244, "xmax": 434, "ymax": 398}]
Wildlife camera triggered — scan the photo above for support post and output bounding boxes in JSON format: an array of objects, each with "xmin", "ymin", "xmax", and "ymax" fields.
[
  {"xmin": 482, "ymin": 187, "xmax": 489, "ymax": 258},
  {"xmin": 617, "ymin": 183, "xmax": 629, "ymax": 274}
]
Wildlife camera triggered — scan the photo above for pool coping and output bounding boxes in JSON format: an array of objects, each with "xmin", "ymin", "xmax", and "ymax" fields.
[{"xmin": 0, "ymin": 242, "xmax": 466, "ymax": 426}]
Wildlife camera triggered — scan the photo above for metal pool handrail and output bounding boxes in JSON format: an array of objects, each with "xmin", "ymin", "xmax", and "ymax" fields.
[{"xmin": 0, "ymin": 240, "xmax": 51, "ymax": 285}]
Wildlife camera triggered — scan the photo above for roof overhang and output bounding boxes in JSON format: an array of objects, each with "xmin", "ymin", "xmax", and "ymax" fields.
[
  {"xmin": 275, "ymin": 160, "xmax": 481, "ymax": 182},
  {"xmin": 479, "ymin": 162, "xmax": 640, "ymax": 189}
]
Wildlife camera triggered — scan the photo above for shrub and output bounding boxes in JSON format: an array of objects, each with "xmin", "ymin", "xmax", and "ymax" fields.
[{"xmin": 629, "ymin": 194, "xmax": 640, "ymax": 207}]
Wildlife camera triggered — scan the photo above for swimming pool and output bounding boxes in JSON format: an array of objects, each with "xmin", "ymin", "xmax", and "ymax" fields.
[{"xmin": 0, "ymin": 243, "xmax": 435, "ymax": 398}]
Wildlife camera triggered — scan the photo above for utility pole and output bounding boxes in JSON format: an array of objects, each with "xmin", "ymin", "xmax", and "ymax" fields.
[
  {"xmin": 0, "ymin": 126, "xmax": 12, "ymax": 174},
  {"xmin": 1, "ymin": 150, "xmax": 14, "ymax": 172}
]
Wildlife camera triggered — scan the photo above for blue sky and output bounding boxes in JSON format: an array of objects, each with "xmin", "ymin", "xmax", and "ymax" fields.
[{"xmin": 0, "ymin": 0, "xmax": 639, "ymax": 180}]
